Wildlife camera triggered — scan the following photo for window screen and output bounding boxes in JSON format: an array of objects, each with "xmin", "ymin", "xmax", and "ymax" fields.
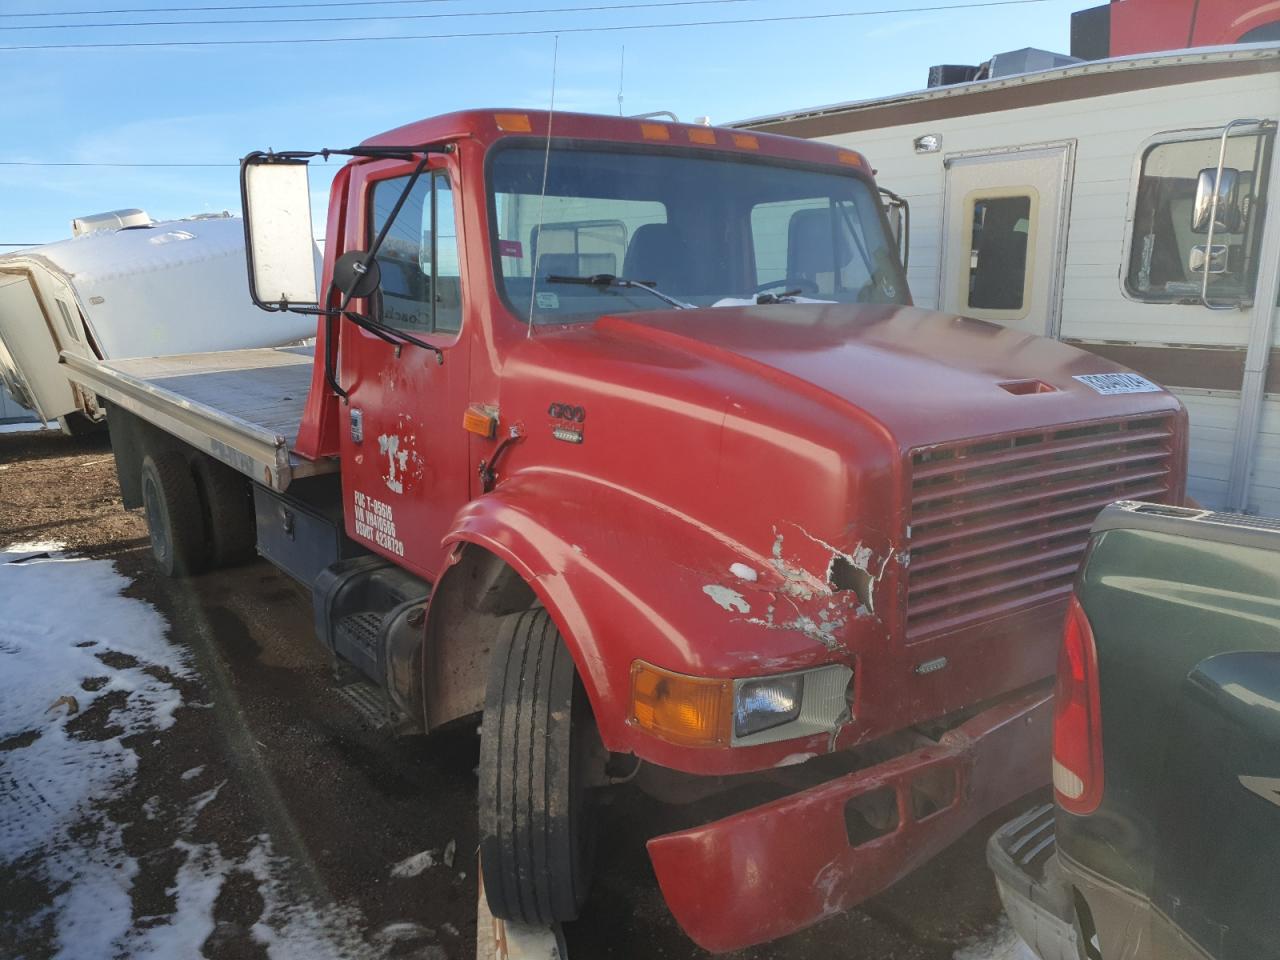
[
  {"xmin": 966, "ymin": 195, "xmax": 1032, "ymax": 312},
  {"xmin": 1126, "ymin": 131, "xmax": 1272, "ymax": 302},
  {"xmin": 370, "ymin": 172, "xmax": 463, "ymax": 334}
]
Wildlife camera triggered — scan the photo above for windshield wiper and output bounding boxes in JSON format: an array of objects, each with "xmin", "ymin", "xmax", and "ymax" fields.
[{"xmin": 545, "ymin": 273, "xmax": 691, "ymax": 310}]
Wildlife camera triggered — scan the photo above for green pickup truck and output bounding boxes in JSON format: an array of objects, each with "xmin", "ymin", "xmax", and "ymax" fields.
[{"xmin": 988, "ymin": 500, "xmax": 1280, "ymax": 960}]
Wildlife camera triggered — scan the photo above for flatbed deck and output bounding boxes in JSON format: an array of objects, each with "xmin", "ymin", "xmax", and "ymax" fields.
[{"xmin": 61, "ymin": 345, "xmax": 336, "ymax": 490}]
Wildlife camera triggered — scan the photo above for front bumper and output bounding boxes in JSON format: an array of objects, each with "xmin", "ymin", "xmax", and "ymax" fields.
[
  {"xmin": 986, "ymin": 803, "xmax": 1078, "ymax": 960},
  {"xmin": 647, "ymin": 683, "xmax": 1054, "ymax": 953}
]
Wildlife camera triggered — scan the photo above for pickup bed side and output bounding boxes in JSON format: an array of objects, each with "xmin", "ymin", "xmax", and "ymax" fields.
[{"xmin": 990, "ymin": 502, "xmax": 1280, "ymax": 960}]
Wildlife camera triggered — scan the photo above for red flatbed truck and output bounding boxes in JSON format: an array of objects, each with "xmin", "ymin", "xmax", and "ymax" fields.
[{"xmin": 64, "ymin": 109, "xmax": 1189, "ymax": 952}]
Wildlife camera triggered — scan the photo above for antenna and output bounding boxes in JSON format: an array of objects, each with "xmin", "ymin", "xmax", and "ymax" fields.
[
  {"xmin": 527, "ymin": 33, "xmax": 559, "ymax": 340},
  {"xmin": 617, "ymin": 44, "xmax": 625, "ymax": 116}
]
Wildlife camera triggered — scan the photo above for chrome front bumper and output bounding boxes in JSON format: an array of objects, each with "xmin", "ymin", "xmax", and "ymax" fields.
[{"xmin": 986, "ymin": 803, "xmax": 1079, "ymax": 960}]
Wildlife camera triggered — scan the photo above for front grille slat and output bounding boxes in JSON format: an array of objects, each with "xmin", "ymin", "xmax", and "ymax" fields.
[
  {"xmin": 906, "ymin": 415, "xmax": 1176, "ymax": 641},
  {"xmin": 908, "ymin": 559, "xmax": 1085, "ymax": 619},
  {"xmin": 909, "ymin": 540, "xmax": 1089, "ymax": 598},
  {"xmin": 909, "ymin": 483, "xmax": 1170, "ymax": 551},
  {"xmin": 911, "ymin": 426, "xmax": 1173, "ymax": 481},
  {"xmin": 915, "ymin": 464, "xmax": 1171, "ymax": 528},
  {"xmin": 909, "ymin": 519, "xmax": 1096, "ymax": 574},
  {"xmin": 912, "ymin": 448, "xmax": 1171, "ymax": 507}
]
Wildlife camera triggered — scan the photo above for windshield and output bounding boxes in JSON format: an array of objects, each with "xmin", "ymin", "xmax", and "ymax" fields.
[{"xmin": 489, "ymin": 144, "xmax": 908, "ymax": 324}]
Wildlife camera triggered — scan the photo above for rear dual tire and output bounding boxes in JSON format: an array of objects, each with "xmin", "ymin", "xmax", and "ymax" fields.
[
  {"xmin": 141, "ymin": 452, "xmax": 207, "ymax": 577},
  {"xmin": 139, "ymin": 450, "xmax": 256, "ymax": 578}
]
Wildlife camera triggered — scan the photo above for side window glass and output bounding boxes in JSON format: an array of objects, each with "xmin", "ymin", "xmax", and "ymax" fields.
[
  {"xmin": 370, "ymin": 172, "xmax": 463, "ymax": 335},
  {"xmin": 1126, "ymin": 132, "xmax": 1273, "ymax": 302},
  {"xmin": 432, "ymin": 177, "xmax": 463, "ymax": 334},
  {"xmin": 750, "ymin": 195, "xmax": 899, "ymax": 302},
  {"xmin": 964, "ymin": 192, "xmax": 1034, "ymax": 315}
]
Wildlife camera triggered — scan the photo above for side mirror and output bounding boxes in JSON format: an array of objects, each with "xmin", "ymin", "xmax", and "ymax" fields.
[
  {"xmin": 1191, "ymin": 166, "xmax": 1242, "ymax": 234},
  {"xmin": 883, "ymin": 204, "xmax": 902, "ymax": 245},
  {"xmin": 332, "ymin": 250, "xmax": 382, "ymax": 299},
  {"xmin": 878, "ymin": 187, "xmax": 910, "ymax": 270},
  {"xmin": 240, "ymin": 153, "xmax": 320, "ymax": 309},
  {"xmin": 1189, "ymin": 243, "xmax": 1228, "ymax": 275}
]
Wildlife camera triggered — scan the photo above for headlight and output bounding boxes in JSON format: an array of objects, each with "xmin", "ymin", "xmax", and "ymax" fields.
[
  {"xmin": 631, "ymin": 660, "xmax": 854, "ymax": 748},
  {"xmin": 734, "ymin": 675, "xmax": 803, "ymax": 737}
]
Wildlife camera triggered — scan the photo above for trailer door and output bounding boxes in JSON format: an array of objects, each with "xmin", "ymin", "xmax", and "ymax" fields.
[
  {"xmin": 939, "ymin": 142, "xmax": 1074, "ymax": 336},
  {"xmin": 0, "ymin": 272, "xmax": 77, "ymax": 423}
]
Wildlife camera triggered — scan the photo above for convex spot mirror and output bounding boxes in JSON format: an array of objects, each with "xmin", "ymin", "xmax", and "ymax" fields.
[
  {"xmin": 1189, "ymin": 243, "xmax": 1229, "ymax": 275},
  {"xmin": 241, "ymin": 155, "xmax": 320, "ymax": 308},
  {"xmin": 1191, "ymin": 166, "xmax": 1243, "ymax": 234},
  {"xmin": 333, "ymin": 250, "xmax": 382, "ymax": 299}
]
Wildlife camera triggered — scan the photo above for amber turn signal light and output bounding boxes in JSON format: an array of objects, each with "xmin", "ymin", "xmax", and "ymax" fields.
[
  {"xmin": 630, "ymin": 661, "xmax": 732, "ymax": 747},
  {"xmin": 463, "ymin": 404, "xmax": 498, "ymax": 439}
]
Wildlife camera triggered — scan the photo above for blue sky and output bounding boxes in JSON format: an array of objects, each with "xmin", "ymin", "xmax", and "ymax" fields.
[{"xmin": 0, "ymin": 0, "xmax": 1080, "ymax": 245}]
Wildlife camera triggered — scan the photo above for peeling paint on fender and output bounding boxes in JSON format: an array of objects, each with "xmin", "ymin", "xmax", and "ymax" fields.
[{"xmin": 703, "ymin": 584, "xmax": 751, "ymax": 613}]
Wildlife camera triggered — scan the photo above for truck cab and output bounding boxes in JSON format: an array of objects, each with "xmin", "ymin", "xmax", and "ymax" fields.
[{"xmin": 72, "ymin": 109, "xmax": 1189, "ymax": 952}]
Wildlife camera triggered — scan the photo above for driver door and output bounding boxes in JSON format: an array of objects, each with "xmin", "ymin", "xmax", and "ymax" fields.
[{"xmin": 338, "ymin": 158, "xmax": 472, "ymax": 581}]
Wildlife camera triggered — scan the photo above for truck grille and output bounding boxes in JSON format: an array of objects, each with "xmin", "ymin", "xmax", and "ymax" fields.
[{"xmin": 906, "ymin": 415, "xmax": 1176, "ymax": 641}]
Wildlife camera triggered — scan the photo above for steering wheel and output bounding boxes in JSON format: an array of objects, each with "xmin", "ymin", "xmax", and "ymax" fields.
[{"xmin": 753, "ymin": 276, "xmax": 819, "ymax": 296}]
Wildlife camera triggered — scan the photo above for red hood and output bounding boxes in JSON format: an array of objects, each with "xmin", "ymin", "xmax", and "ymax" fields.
[{"xmin": 594, "ymin": 303, "xmax": 1183, "ymax": 448}]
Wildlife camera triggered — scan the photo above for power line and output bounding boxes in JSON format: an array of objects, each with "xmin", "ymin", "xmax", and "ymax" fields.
[
  {"xmin": 0, "ymin": 160, "xmax": 236, "ymax": 167},
  {"xmin": 0, "ymin": 0, "xmax": 1060, "ymax": 49},
  {"xmin": 1, "ymin": 0, "xmax": 758, "ymax": 31},
  {"xmin": 0, "ymin": 0, "xmax": 462, "ymax": 18}
]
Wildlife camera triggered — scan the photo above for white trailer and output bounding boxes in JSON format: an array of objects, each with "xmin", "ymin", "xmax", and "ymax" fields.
[
  {"xmin": 0, "ymin": 213, "xmax": 314, "ymax": 429},
  {"xmin": 740, "ymin": 44, "xmax": 1280, "ymax": 515}
]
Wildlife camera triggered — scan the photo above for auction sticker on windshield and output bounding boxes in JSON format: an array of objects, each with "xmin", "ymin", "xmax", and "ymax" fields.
[{"xmin": 1073, "ymin": 373, "xmax": 1163, "ymax": 395}]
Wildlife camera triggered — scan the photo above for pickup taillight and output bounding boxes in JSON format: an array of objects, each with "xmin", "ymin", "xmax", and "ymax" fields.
[{"xmin": 1052, "ymin": 594, "xmax": 1104, "ymax": 815}]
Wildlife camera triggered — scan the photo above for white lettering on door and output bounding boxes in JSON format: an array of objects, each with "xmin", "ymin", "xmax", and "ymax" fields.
[{"xmin": 352, "ymin": 489, "xmax": 406, "ymax": 557}]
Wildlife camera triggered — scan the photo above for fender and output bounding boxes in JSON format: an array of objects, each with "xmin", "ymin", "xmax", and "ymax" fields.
[{"xmin": 440, "ymin": 468, "xmax": 861, "ymax": 776}]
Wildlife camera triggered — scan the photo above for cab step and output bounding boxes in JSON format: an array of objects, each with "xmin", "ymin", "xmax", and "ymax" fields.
[
  {"xmin": 335, "ymin": 675, "xmax": 390, "ymax": 730},
  {"xmin": 315, "ymin": 556, "xmax": 431, "ymax": 735}
]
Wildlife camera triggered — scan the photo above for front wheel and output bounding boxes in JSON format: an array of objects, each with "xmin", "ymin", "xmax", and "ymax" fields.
[{"xmin": 478, "ymin": 608, "xmax": 596, "ymax": 924}]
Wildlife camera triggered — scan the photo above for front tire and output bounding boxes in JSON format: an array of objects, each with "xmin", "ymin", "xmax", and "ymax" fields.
[
  {"xmin": 140, "ymin": 451, "xmax": 208, "ymax": 578},
  {"xmin": 479, "ymin": 608, "xmax": 595, "ymax": 924}
]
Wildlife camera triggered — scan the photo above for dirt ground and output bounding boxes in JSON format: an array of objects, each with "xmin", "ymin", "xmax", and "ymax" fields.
[{"xmin": 0, "ymin": 428, "xmax": 1042, "ymax": 960}]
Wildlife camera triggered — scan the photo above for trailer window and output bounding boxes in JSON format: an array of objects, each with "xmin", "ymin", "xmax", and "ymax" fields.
[
  {"xmin": 962, "ymin": 192, "xmax": 1034, "ymax": 316},
  {"xmin": 369, "ymin": 171, "xmax": 463, "ymax": 335},
  {"xmin": 54, "ymin": 299, "xmax": 81, "ymax": 343},
  {"xmin": 1126, "ymin": 131, "xmax": 1273, "ymax": 303},
  {"xmin": 488, "ymin": 144, "xmax": 907, "ymax": 324}
]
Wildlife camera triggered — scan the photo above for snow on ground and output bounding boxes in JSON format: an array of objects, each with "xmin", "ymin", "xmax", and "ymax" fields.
[
  {"xmin": 953, "ymin": 919, "xmax": 1039, "ymax": 960},
  {"xmin": 0, "ymin": 542, "xmax": 390, "ymax": 960}
]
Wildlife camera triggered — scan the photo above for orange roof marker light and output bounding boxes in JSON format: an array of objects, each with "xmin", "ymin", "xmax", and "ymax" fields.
[
  {"xmin": 838, "ymin": 150, "xmax": 866, "ymax": 168},
  {"xmin": 687, "ymin": 127, "xmax": 717, "ymax": 146},
  {"xmin": 494, "ymin": 113, "xmax": 532, "ymax": 133},
  {"xmin": 640, "ymin": 122, "xmax": 671, "ymax": 141},
  {"xmin": 731, "ymin": 133, "xmax": 759, "ymax": 151}
]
